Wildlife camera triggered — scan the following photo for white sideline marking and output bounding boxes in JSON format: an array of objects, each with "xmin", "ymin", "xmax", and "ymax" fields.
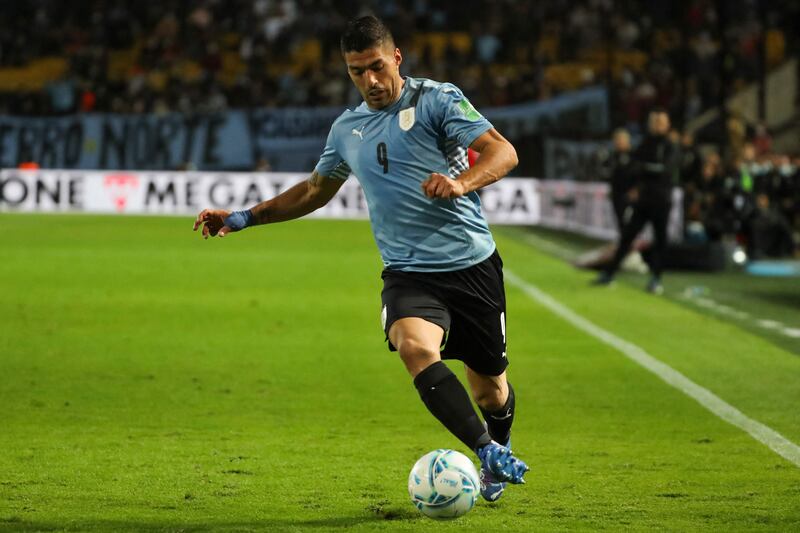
[
  {"xmin": 504, "ymin": 269, "xmax": 800, "ymax": 467},
  {"xmin": 680, "ymin": 289, "xmax": 800, "ymax": 339}
]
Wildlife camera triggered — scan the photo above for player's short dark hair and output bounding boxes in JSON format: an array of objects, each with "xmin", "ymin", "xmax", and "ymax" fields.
[{"xmin": 340, "ymin": 15, "xmax": 394, "ymax": 55}]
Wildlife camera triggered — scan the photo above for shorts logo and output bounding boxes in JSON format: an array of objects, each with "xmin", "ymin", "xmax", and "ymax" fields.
[
  {"xmin": 381, "ymin": 305, "xmax": 388, "ymax": 330},
  {"xmin": 500, "ymin": 312, "xmax": 507, "ymax": 358},
  {"xmin": 399, "ymin": 107, "xmax": 415, "ymax": 131}
]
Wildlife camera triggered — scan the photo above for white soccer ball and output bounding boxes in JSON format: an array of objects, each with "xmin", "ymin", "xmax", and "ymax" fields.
[{"xmin": 408, "ymin": 449, "xmax": 480, "ymax": 519}]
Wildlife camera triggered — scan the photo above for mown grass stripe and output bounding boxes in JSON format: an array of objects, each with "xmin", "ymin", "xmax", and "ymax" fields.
[{"xmin": 505, "ymin": 269, "xmax": 800, "ymax": 468}]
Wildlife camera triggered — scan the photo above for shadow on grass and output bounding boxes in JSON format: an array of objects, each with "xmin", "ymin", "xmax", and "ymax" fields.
[
  {"xmin": 0, "ymin": 510, "xmax": 422, "ymax": 532},
  {"xmin": 751, "ymin": 289, "xmax": 800, "ymax": 309}
]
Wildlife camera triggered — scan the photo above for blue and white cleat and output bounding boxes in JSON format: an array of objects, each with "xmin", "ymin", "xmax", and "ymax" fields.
[
  {"xmin": 479, "ymin": 464, "xmax": 507, "ymax": 501},
  {"xmin": 477, "ymin": 440, "xmax": 529, "ymax": 501}
]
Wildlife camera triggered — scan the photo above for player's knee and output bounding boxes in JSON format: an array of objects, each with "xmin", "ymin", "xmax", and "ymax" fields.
[
  {"xmin": 397, "ymin": 337, "xmax": 437, "ymax": 360},
  {"xmin": 396, "ymin": 338, "xmax": 439, "ymax": 369}
]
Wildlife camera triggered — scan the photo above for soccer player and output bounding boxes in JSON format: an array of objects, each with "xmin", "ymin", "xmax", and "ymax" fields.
[{"xmin": 193, "ymin": 15, "xmax": 529, "ymax": 499}]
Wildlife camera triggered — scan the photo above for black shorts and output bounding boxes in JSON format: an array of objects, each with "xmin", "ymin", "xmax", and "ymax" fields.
[{"xmin": 380, "ymin": 249, "xmax": 508, "ymax": 376}]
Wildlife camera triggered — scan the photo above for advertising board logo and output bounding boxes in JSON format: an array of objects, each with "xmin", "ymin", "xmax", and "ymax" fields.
[{"xmin": 103, "ymin": 174, "xmax": 140, "ymax": 212}]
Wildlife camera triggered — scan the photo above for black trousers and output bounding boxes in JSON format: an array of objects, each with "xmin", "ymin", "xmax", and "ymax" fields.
[
  {"xmin": 611, "ymin": 196, "xmax": 629, "ymax": 234},
  {"xmin": 607, "ymin": 200, "xmax": 672, "ymax": 278}
]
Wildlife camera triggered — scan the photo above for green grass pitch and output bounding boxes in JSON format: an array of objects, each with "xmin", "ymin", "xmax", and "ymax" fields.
[{"xmin": 1, "ymin": 214, "xmax": 799, "ymax": 532}]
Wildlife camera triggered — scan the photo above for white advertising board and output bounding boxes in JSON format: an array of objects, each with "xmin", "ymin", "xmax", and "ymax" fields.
[{"xmin": 0, "ymin": 169, "xmax": 680, "ymax": 240}]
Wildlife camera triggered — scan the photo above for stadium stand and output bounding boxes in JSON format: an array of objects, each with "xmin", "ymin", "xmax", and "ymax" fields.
[
  {"xmin": 0, "ymin": 0, "xmax": 796, "ymax": 117},
  {"xmin": 0, "ymin": 0, "xmax": 798, "ymax": 255}
]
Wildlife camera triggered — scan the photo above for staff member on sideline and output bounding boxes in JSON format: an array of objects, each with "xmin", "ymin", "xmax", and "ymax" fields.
[
  {"xmin": 599, "ymin": 128, "xmax": 635, "ymax": 233},
  {"xmin": 594, "ymin": 109, "xmax": 678, "ymax": 294}
]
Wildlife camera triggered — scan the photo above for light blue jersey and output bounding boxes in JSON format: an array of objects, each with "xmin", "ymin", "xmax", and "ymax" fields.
[{"xmin": 315, "ymin": 77, "xmax": 496, "ymax": 272}]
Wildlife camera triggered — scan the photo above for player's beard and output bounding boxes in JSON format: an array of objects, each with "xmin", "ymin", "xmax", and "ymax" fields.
[{"xmin": 367, "ymin": 88, "xmax": 388, "ymax": 108}]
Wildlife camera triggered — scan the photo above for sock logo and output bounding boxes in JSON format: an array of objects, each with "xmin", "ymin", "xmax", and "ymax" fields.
[{"xmin": 490, "ymin": 408, "xmax": 513, "ymax": 421}]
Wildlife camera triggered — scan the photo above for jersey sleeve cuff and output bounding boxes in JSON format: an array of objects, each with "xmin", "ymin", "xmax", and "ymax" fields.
[{"xmin": 461, "ymin": 122, "xmax": 494, "ymax": 151}]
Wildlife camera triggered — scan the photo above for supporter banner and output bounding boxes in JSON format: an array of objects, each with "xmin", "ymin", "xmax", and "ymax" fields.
[
  {"xmin": 0, "ymin": 169, "xmax": 540, "ymax": 225},
  {"xmin": 0, "ymin": 88, "xmax": 608, "ymax": 171},
  {"xmin": 0, "ymin": 112, "xmax": 253, "ymax": 171},
  {"xmin": 484, "ymin": 86, "xmax": 609, "ymax": 138},
  {"xmin": 247, "ymin": 86, "xmax": 609, "ymax": 140}
]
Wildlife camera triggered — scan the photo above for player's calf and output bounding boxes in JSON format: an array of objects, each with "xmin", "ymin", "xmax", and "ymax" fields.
[
  {"xmin": 413, "ymin": 361, "xmax": 493, "ymax": 451},
  {"xmin": 477, "ymin": 382, "xmax": 515, "ymax": 446}
]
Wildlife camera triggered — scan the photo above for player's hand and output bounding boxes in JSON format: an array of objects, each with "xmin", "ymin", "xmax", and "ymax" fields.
[
  {"xmin": 421, "ymin": 172, "xmax": 466, "ymax": 199},
  {"xmin": 193, "ymin": 208, "xmax": 232, "ymax": 239}
]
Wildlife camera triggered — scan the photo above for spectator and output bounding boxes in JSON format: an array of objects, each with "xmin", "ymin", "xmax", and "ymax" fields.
[{"xmin": 746, "ymin": 193, "xmax": 795, "ymax": 259}]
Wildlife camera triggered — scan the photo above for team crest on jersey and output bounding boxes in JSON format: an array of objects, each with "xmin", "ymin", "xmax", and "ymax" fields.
[{"xmin": 398, "ymin": 107, "xmax": 415, "ymax": 131}]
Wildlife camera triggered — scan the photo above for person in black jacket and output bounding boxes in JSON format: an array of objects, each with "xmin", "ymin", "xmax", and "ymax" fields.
[
  {"xmin": 599, "ymin": 128, "xmax": 636, "ymax": 233},
  {"xmin": 594, "ymin": 109, "xmax": 679, "ymax": 294}
]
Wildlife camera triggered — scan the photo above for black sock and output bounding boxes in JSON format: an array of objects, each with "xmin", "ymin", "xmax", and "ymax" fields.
[
  {"xmin": 479, "ymin": 382, "xmax": 515, "ymax": 445},
  {"xmin": 413, "ymin": 361, "xmax": 492, "ymax": 452}
]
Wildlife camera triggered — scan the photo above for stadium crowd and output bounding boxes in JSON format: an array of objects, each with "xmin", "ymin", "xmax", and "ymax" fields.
[
  {"xmin": 1, "ymin": 0, "xmax": 797, "ymax": 257},
  {"xmin": 0, "ymin": 0, "xmax": 796, "ymax": 122},
  {"xmin": 602, "ymin": 123, "xmax": 799, "ymax": 259},
  {"xmin": 681, "ymin": 135, "xmax": 799, "ymax": 259}
]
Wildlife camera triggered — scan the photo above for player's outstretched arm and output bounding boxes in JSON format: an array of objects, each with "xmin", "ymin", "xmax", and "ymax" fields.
[
  {"xmin": 422, "ymin": 128, "xmax": 518, "ymax": 199},
  {"xmin": 193, "ymin": 171, "xmax": 344, "ymax": 239}
]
